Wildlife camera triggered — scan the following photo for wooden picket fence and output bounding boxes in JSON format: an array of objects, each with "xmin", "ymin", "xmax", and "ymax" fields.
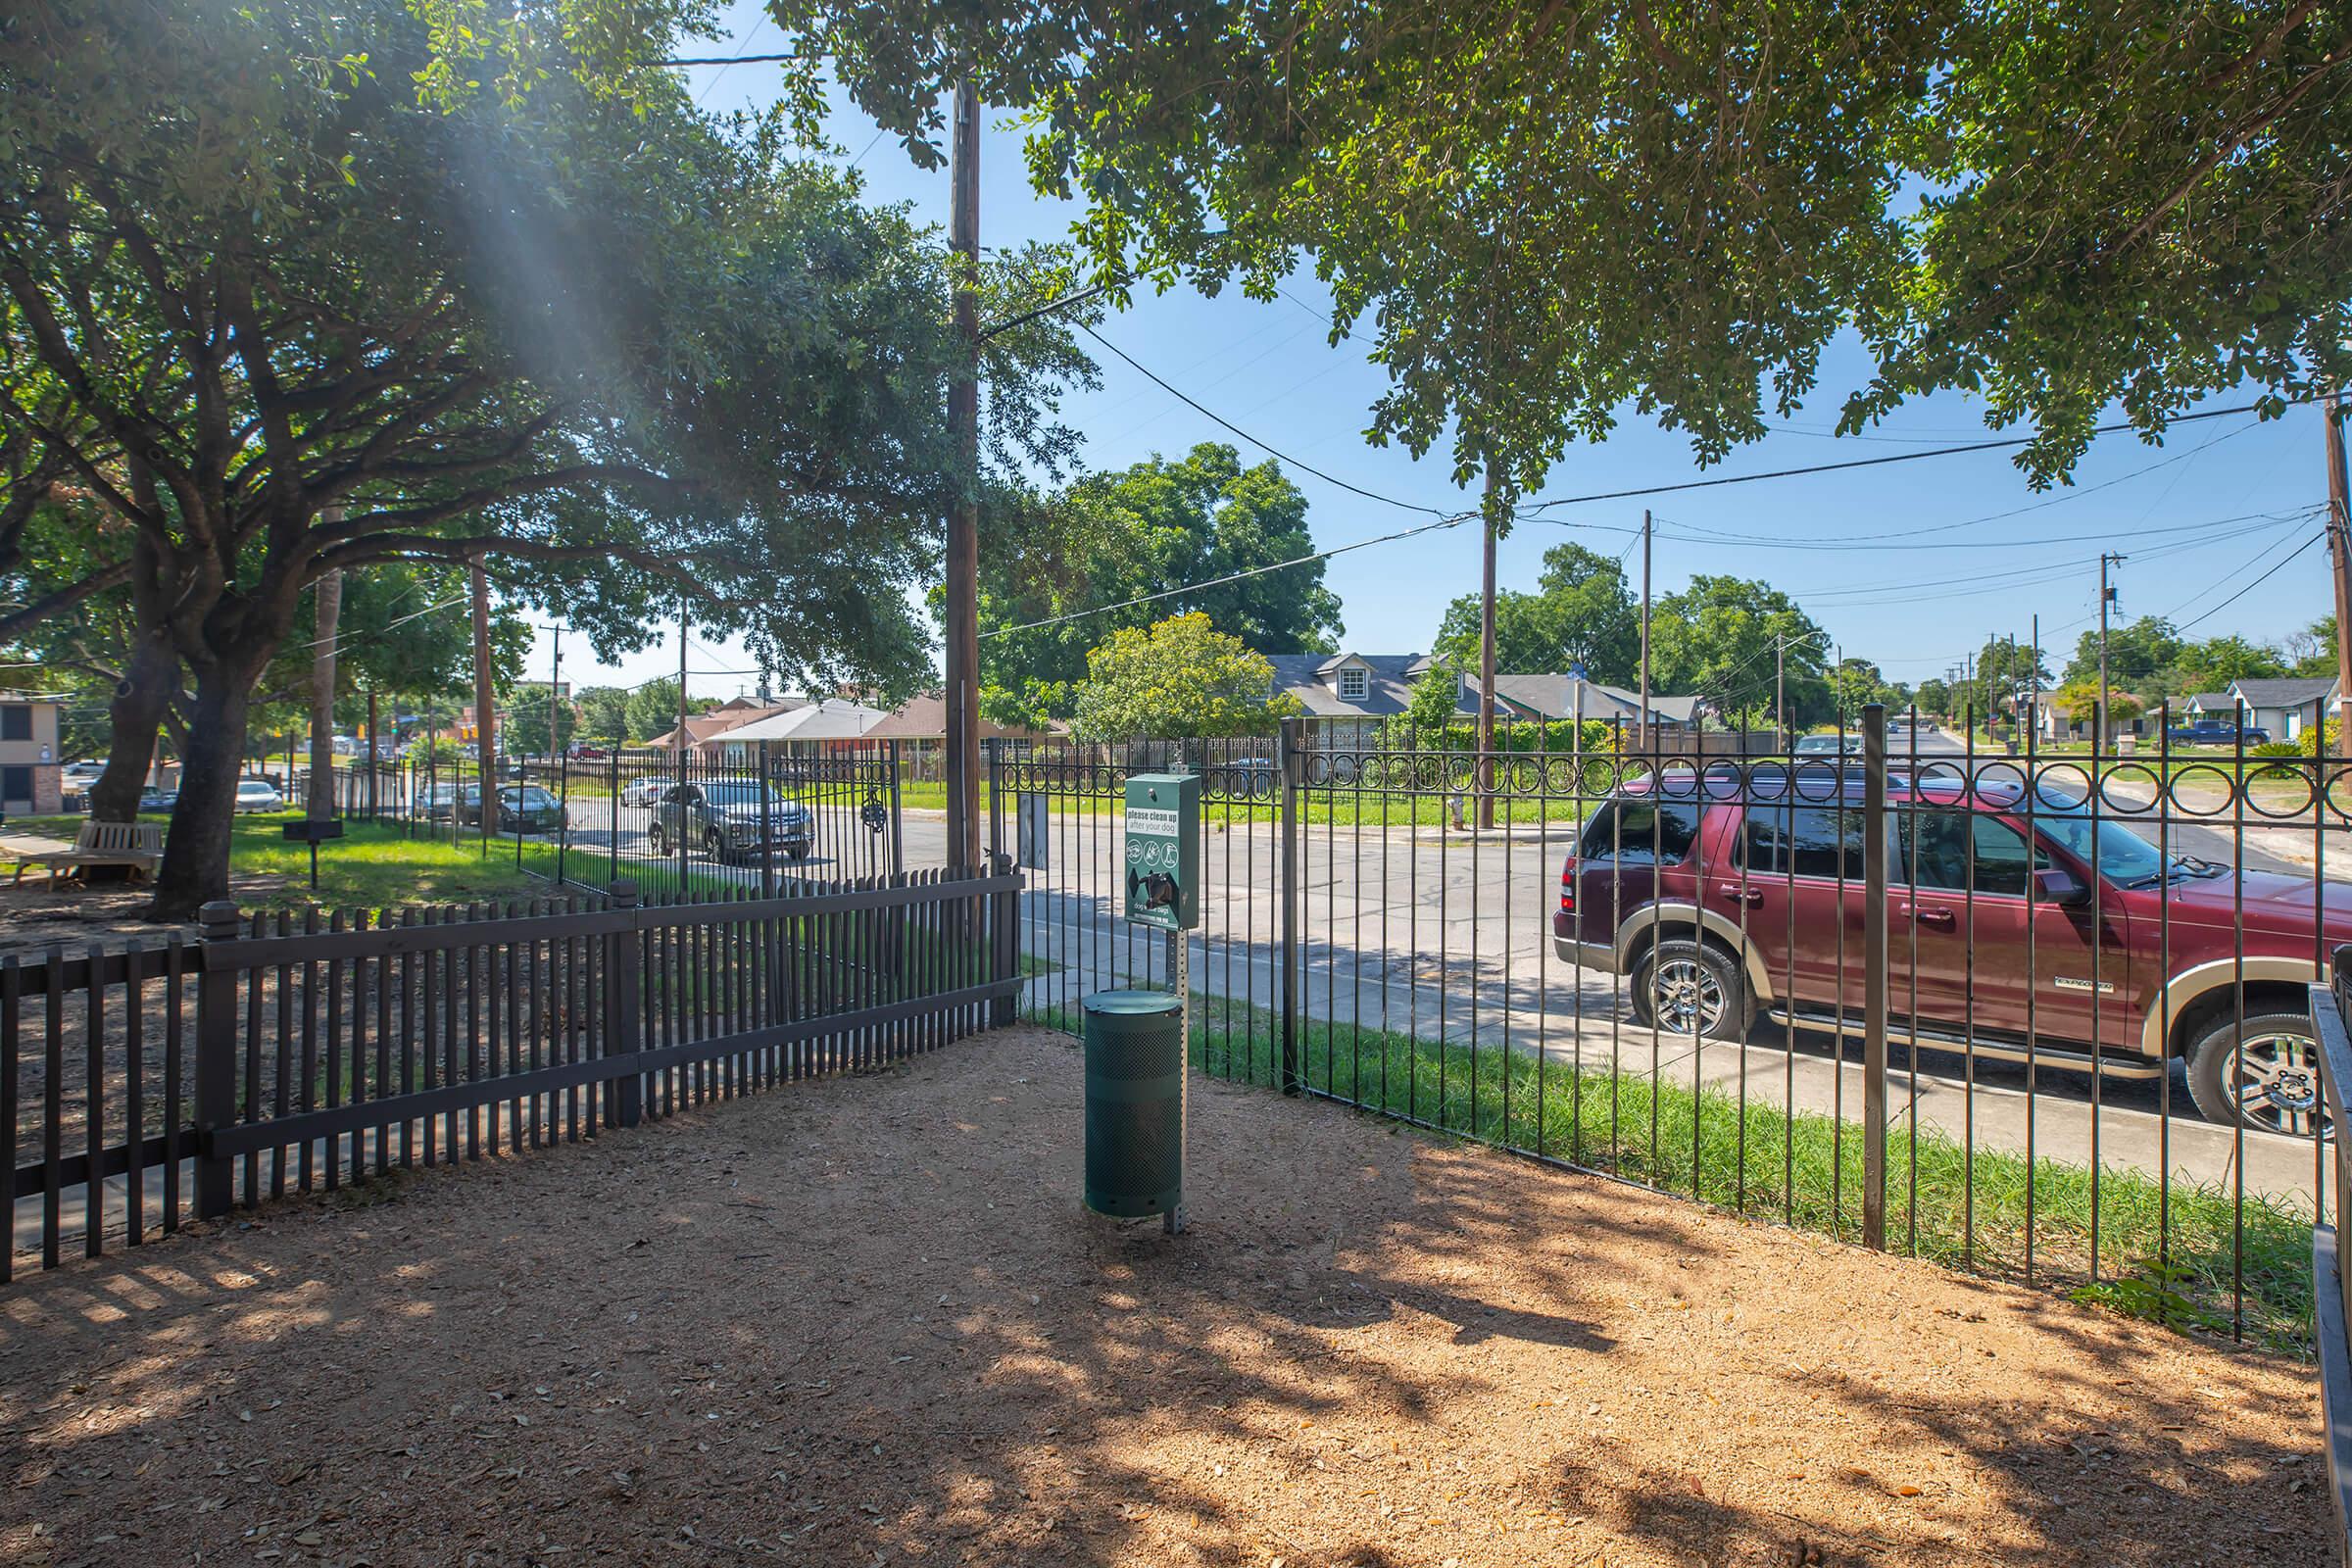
[{"xmin": 3, "ymin": 867, "xmax": 1020, "ymax": 1278}]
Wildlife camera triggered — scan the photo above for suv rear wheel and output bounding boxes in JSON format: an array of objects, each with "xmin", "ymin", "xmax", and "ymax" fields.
[
  {"xmin": 1631, "ymin": 938, "xmax": 1751, "ymax": 1042},
  {"xmin": 2185, "ymin": 1009, "xmax": 2328, "ymax": 1136}
]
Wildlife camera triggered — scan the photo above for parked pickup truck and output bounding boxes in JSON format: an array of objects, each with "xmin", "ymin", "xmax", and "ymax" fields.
[
  {"xmin": 648, "ymin": 777, "xmax": 813, "ymax": 864},
  {"xmin": 2165, "ymin": 720, "xmax": 2272, "ymax": 746},
  {"xmin": 1553, "ymin": 765, "xmax": 2349, "ymax": 1132}
]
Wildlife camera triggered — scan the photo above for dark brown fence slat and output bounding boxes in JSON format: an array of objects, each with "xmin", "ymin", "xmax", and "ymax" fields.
[
  {"xmin": 84, "ymin": 944, "xmax": 105, "ymax": 1257},
  {"xmin": 1, "ymin": 957, "xmax": 17, "ymax": 1283},
  {"xmin": 43, "ymin": 948, "xmax": 63, "ymax": 1267},
  {"xmin": 7, "ymin": 869, "xmax": 1018, "ymax": 1286},
  {"xmin": 124, "ymin": 943, "xmax": 146, "ymax": 1243}
]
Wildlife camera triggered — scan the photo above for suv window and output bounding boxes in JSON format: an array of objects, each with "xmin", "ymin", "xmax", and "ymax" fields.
[
  {"xmin": 1581, "ymin": 798, "xmax": 1701, "ymax": 865},
  {"xmin": 1903, "ymin": 810, "xmax": 2042, "ymax": 897},
  {"xmin": 1740, "ymin": 806, "xmax": 1879, "ymax": 880}
]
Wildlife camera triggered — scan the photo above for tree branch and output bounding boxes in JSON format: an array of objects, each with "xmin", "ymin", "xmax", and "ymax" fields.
[{"xmin": 0, "ymin": 560, "xmax": 132, "ymax": 643}]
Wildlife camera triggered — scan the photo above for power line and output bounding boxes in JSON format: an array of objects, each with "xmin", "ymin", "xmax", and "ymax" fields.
[
  {"xmin": 1074, "ymin": 322, "xmax": 1455, "ymax": 516},
  {"xmin": 1515, "ymin": 396, "xmax": 2313, "ymax": 515},
  {"xmin": 2170, "ymin": 529, "xmax": 2329, "ymax": 631},
  {"xmin": 981, "ymin": 512, "xmax": 1477, "ymax": 639}
]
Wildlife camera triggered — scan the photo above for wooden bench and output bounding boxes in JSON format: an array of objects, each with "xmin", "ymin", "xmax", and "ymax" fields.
[{"xmin": 8, "ymin": 820, "xmax": 167, "ymax": 887}]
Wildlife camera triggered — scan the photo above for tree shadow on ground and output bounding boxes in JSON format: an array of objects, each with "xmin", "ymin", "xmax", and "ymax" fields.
[{"xmin": 0, "ymin": 1025, "xmax": 2326, "ymax": 1568}]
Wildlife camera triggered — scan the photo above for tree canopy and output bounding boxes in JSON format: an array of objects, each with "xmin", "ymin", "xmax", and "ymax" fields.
[
  {"xmin": 1649, "ymin": 576, "xmax": 1831, "ymax": 727},
  {"xmin": 1069, "ymin": 612, "xmax": 1300, "ymax": 740},
  {"xmin": 1430, "ymin": 542, "xmax": 1639, "ymax": 681},
  {"xmin": 2, "ymin": 0, "xmax": 1090, "ymax": 911},
  {"xmin": 765, "ymin": 0, "xmax": 2352, "ymax": 503},
  {"xmin": 977, "ymin": 444, "xmax": 1339, "ymax": 727}
]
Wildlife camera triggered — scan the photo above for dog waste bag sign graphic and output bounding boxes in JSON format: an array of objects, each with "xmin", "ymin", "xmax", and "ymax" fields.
[{"xmin": 1123, "ymin": 772, "xmax": 1200, "ymax": 932}]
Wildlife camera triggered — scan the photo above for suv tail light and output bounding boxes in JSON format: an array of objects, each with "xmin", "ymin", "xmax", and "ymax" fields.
[{"xmin": 1559, "ymin": 858, "xmax": 1576, "ymax": 913}]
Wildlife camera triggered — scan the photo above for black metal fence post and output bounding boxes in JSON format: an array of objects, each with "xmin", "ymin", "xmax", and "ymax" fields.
[
  {"xmin": 1861, "ymin": 701, "xmax": 1888, "ymax": 1250},
  {"xmin": 889, "ymin": 739, "xmax": 905, "ymax": 878},
  {"xmin": 759, "ymin": 740, "xmax": 774, "ymax": 900},
  {"xmin": 608, "ymin": 880, "xmax": 643, "ymax": 1128},
  {"xmin": 990, "ymin": 851, "xmax": 1018, "ymax": 1028},
  {"xmin": 1279, "ymin": 713, "xmax": 1302, "ymax": 1096},
  {"xmin": 193, "ymin": 900, "xmax": 242, "ymax": 1219},
  {"xmin": 608, "ymin": 748, "xmax": 620, "ymax": 888}
]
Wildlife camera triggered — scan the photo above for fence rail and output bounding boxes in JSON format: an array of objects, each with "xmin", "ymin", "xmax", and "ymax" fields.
[
  {"xmin": 215, "ymin": 742, "xmax": 907, "ymax": 902},
  {"xmin": 993, "ymin": 704, "xmax": 2341, "ymax": 1348},
  {"xmin": 6, "ymin": 866, "xmax": 1018, "ymax": 1279}
]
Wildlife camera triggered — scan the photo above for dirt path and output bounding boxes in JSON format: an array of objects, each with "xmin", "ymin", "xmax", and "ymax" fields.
[{"xmin": 0, "ymin": 1025, "xmax": 2326, "ymax": 1567}]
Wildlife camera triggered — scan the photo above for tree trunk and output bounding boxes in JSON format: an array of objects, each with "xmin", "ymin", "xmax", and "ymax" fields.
[
  {"xmin": 470, "ymin": 561, "xmax": 498, "ymax": 838},
  {"xmin": 307, "ymin": 564, "xmax": 342, "ymax": 819},
  {"xmin": 145, "ymin": 666, "xmax": 255, "ymax": 920},
  {"xmin": 85, "ymin": 627, "xmax": 180, "ymax": 824}
]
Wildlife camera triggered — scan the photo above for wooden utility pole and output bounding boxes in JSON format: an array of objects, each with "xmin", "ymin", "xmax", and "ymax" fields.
[
  {"xmin": 306, "ymin": 555, "xmax": 342, "ymax": 821},
  {"xmin": 469, "ymin": 559, "xmax": 498, "ymax": 838},
  {"xmin": 944, "ymin": 76, "xmax": 982, "ymax": 873},
  {"xmin": 675, "ymin": 599, "xmax": 689, "ymax": 769},
  {"xmin": 367, "ymin": 688, "xmax": 379, "ymax": 818},
  {"xmin": 548, "ymin": 626, "xmax": 563, "ymax": 762},
  {"xmin": 1639, "ymin": 509, "xmax": 1652, "ymax": 752},
  {"xmin": 1774, "ymin": 634, "xmax": 1787, "ymax": 752},
  {"xmin": 2097, "ymin": 553, "xmax": 2124, "ymax": 749},
  {"xmin": 1476, "ymin": 465, "xmax": 1499, "ymax": 828},
  {"xmin": 2326, "ymin": 392, "xmax": 2352, "ymax": 759}
]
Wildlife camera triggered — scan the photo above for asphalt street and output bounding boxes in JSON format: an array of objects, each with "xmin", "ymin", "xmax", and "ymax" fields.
[{"xmin": 531, "ymin": 742, "xmax": 2339, "ymax": 1206}]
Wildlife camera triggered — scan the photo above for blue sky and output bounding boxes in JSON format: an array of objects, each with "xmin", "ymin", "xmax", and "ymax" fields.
[{"xmin": 535, "ymin": 5, "xmax": 2336, "ymax": 702}]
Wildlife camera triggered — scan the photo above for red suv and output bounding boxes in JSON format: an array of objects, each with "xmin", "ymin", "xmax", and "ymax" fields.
[{"xmin": 1552, "ymin": 765, "xmax": 2352, "ymax": 1133}]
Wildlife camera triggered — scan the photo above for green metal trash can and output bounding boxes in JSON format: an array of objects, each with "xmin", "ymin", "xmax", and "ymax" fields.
[{"xmin": 1082, "ymin": 989, "xmax": 1185, "ymax": 1219}]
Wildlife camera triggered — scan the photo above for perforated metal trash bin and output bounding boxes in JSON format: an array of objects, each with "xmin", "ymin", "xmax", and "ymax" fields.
[{"xmin": 1082, "ymin": 990, "xmax": 1184, "ymax": 1218}]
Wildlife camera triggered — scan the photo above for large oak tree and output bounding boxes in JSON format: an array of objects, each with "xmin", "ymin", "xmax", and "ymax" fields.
[
  {"xmin": 2, "ymin": 0, "xmax": 1089, "ymax": 914},
  {"xmin": 764, "ymin": 1, "xmax": 2352, "ymax": 494}
]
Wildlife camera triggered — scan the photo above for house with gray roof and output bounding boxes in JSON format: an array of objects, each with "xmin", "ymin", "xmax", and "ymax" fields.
[
  {"xmin": 1264, "ymin": 653, "xmax": 1465, "ymax": 747},
  {"xmin": 2226, "ymin": 676, "xmax": 2340, "ymax": 743},
  {"xmin": 1265, "ymin": 654, "xmax": 1704, "ymax": 747}
]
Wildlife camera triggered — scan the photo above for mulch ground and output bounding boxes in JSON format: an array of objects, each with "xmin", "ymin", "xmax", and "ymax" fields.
[{"xmin": 0, "ymin": 1024, "xmax": 2327, "ymax": 1567}]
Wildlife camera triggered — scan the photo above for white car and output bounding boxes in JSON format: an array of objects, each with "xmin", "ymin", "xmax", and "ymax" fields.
[
  {"xmin": 618, "ymin": 776, "xmax": 665, "ymax": 808},
  {"xmin": 235, "ymin": 778, "xmax": 286, "ymax": 813}
]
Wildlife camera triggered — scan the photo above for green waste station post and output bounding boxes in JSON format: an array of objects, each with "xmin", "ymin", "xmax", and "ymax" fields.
[{"xmin": 1083, "ymin": 770, "xmax": 1200, "ymax": 1234}]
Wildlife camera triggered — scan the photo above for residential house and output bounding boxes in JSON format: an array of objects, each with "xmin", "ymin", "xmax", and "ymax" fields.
[
  {"xmin": 0, "ymin": 691, "xmax": 63, "ymax": 814},
  {"xmin": 2030, "ymin": 692, "xmax": 2153, "ymax": 742},
  {"xmin": 644, "ymin": 695, "xmax": 808, "ymax": 758},
  {"xmin": 1266, "ymin": 654, "xmax": 1463, "ymax": 748},
  {"xmin": 1266, "ymin": 655, "xmax": 1706, "ymax": 748},
  {"xmin": 861, "ymin": 692, "xmax": 1062, "ymax": 778},
  {"xmin": 1463, "ymin": 674, "xmax": 1705, "ymax": 733},
  {"xmin": 2227, "ymin": 677, "xmax": 2340, "ymax": 742},
  {"xmin": 717, "ymin": 697, "xmax": 891, "ymax": 757},
  {"xmin": 2180, "ymin": 692, "xmax": 2238, "ymax": 721}
]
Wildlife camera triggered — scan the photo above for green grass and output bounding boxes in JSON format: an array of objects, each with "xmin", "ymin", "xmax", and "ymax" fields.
[
  {"xmin": 1044, "ymin": 999, "xmax": 2316, "ymax": 1353},
  {"xmin": 230, "ymin": 816, "xmax": 585, "ymax": 914},
  {"xmin": 899, "ymin": 779, "xmax": 1596, "ymax": 830}
]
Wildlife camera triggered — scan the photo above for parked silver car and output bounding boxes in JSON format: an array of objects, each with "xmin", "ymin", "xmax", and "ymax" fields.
[{"xmin": 648, "ymin": 778, "xmax": 812, "ymax": 863}]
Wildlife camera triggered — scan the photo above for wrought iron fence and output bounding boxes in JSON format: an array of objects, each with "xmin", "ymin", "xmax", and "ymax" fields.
[
  {"xmin": 275, "ymin": 743, "xmax": 905, "ymax": 900},
  {"xmin": 992, "ymin": 706, "xmax": 2341, "ymax": 1348},
  {"xmin": 5, "ymin": 868, "xmax": 1017, "ymax": 1279}
]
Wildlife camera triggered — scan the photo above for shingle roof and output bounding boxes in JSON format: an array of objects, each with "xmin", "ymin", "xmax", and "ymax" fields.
[
  {"xmin": 1267, "ymin": 653, "xmax": 1457, "ymax": 717},
  {"xmin": 2228, "ymin": 677, "xmax": 2337, "ymax": 706},
  {"xmin": 1467, "ymin": 674, "xmax": 1700, "ymax": 726},
  {"xmin": 858, "ymin": 691, "xmax": 1061, "ymax": 742}
]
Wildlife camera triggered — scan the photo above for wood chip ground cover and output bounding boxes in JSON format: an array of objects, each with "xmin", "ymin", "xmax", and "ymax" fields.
[{"xmin": 0, "ymin": 1025, "xmax": 2325, "ymax": 1566}]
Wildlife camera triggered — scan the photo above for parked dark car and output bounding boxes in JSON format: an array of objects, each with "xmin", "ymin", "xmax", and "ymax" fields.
[
  {"xmin": 649, "ymin": 778, "xmax": 812, "ymax": 863},
  {"xmin": 495, "ymin": 784, "xmax": 566, "ymax": 834},
  {"xmin": 2165, "ymin": 720, "xmax": 2272, "ymax": 746},
  {"xmin": 1554, "ymin": 767, "xmax": 2350, "ymax": 1132},
  {"xmin": 137, "ymin": 787, "xmax": 177, "ymax": 813},
  {"xmin": 427, "ymin": 780, "xmax": 482, "ymax": 827}
]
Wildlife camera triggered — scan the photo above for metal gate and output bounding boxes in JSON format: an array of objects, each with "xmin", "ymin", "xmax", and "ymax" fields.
[{"xmin": 992, "ymin": 710, "xmax": 2338, "ymax": 1348}]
